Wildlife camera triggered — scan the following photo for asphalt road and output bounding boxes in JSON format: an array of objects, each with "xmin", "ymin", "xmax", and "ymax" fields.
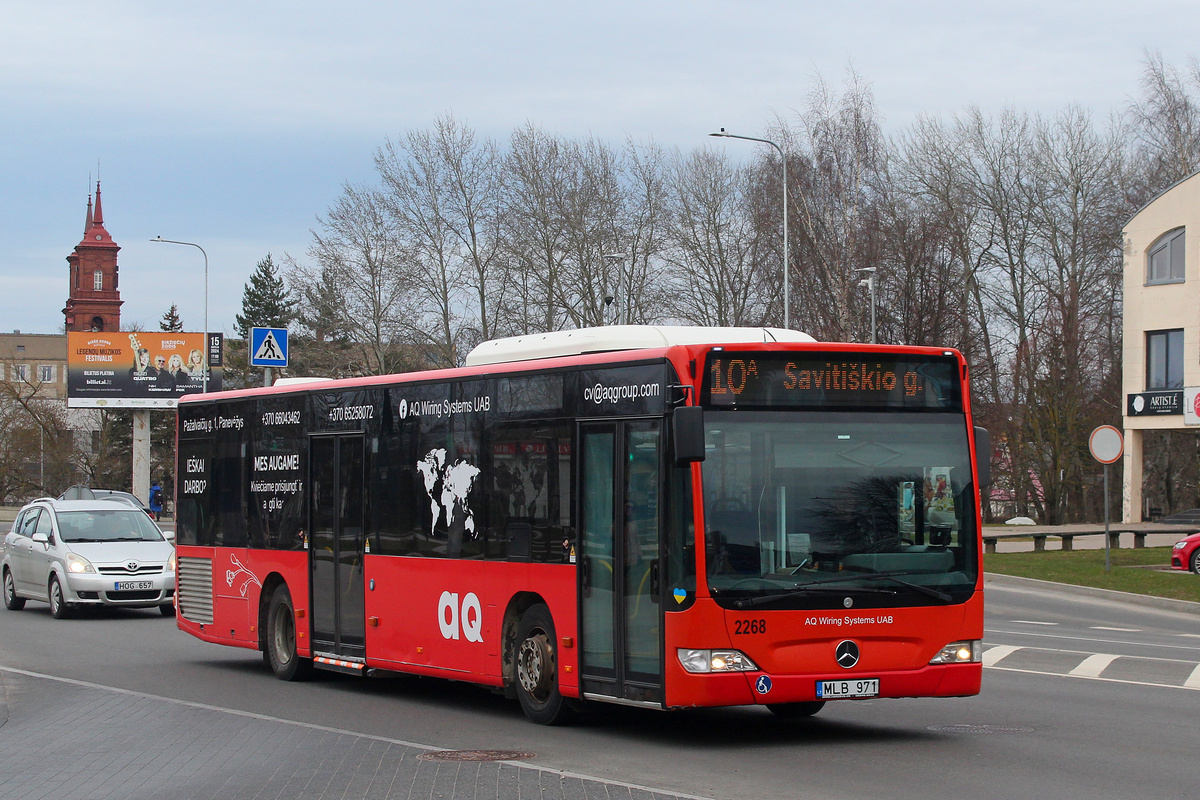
[{"xmin": 1, "ymin": 577, "xmax": 1197, "ymax": 800}]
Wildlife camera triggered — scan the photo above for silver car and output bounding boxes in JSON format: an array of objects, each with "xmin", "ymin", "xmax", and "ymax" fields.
[{"xmin": 2, "ymin": 498, "xmax": 176, "ymax": 618}]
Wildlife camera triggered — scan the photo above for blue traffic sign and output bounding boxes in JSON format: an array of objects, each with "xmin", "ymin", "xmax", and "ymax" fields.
[{"xmin": 250, "ymin": 327, "xmax": 289, "ymax": 367}]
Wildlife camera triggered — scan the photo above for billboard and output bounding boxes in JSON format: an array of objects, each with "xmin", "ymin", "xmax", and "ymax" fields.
[{"xmin": 67, "ymin": 331, "xmax": 223, "ymax": 408}]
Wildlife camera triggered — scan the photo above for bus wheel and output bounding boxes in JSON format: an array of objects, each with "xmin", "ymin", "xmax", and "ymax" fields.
[
  {"xmin": 767, "ymin": 701, "xmax": 826, "ymax": 718},
  {"xmin": 266, "ymin": 585, "xmax": 312, "ymax": 681},
  {"xmin": 514, "ymin": 604, "xmax": 575, "ymax": 725}
]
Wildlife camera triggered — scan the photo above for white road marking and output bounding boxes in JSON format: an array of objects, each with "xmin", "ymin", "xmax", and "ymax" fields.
[
  {"xmin": 986, "ymin": 627, "xmax": 1200, "ymax": 654},
  {"xmin": 1185, "ymin": 663, "xmax": 1200, "ymax": 690},
  {"xmin": 1090, "ymin": 627, "xmax": 1141, "ymax": 632},
  {"xmin": 1177, "ymin": 634, "xmax": 1200, "ymax": 639},
  {"xmin": 982, "ymin": 645, "xmax": 1021, "ymax": 666},
  {"xmin": 1011, "ymin": 620, "xmax": 1058, "ymax": 625},
  {"xmin": 987, "ymin": 665, "xmax": 1200, "ymax": 692},
  {"xmin": 1069, "ymin": 653, "xmax": 1120, "ymax": 677}
]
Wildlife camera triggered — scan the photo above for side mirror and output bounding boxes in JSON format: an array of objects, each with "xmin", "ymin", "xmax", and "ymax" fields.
[
  {"xmin": 32, "ymin": 532, "xmax": 50, "ymax": 545},
  {"xmin": 673, "ymin": 406, "xmax": 706, "ymax": 465},
  {"xmin": 973, "ymin": 427, "xmax": 991, "ymax": 489},
  {"xmin": 162, "ymin": 528, "xmax": 176, "ymax": 542}
]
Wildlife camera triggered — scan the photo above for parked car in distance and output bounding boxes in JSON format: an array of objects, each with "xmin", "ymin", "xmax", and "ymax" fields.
[
  {"xmin": 1171, "ymin": 532, "xmax": 1200, "ymax": 575},
  {"xmin": 59, "ymin": 485, "xmax": 150, "ymax": 514},
  {"xmin": 2, "ymin": 498, "xmax": 176, "ymax": 618}
]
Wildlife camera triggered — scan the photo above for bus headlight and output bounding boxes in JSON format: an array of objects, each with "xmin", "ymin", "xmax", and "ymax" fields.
[
  {"xmin": 677, "ymin": 648, "xmax": 759, "ymax": 673},
  {"xmin": 929, "ymin": 640, "xmax": 982, "ymax": 664},
  {"xmin": 67, "ymin": 554, "xmax": 95, "ymax": 574}
]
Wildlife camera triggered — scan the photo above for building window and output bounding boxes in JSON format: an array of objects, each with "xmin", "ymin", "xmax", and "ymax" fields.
[
  {"xmin": 1147, "ymin": 329, "xmax": 1185, "ymax": 389},
  {"xmin": 94, "ymin": 270, "xmax": 104, "ymax": 290},
  {"xmin": 38, "ymin": 365, "xmax": 54, "ymax": 383},
  {"xmin": 1147, "ymin": 228, "xmax": 1185, "ymax": 285},
  {"xmin": 14, "ymin": 364, "xmax": 29, "ymax": 382}
]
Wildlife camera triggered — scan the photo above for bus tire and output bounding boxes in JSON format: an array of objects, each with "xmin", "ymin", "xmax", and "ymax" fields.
[
  {"xmin": 266, "ymin": 585, "xmax": 312, "ymax": 681},
  {"xmin": 514, "ymin": 604, "xmax": 575, "ymax": 725},
  {"xmin": 767, "ymin": 701, "xmax": 826, "ymax": 718}
]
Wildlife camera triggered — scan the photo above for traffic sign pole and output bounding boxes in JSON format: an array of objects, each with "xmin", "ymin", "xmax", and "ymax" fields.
[{"xmin": 1089, "ymin": 425, "xmax": 1124, "ymax": 573}]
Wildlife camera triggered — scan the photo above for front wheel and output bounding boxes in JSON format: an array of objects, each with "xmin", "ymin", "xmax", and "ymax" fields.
[
  {"xmin": 49, "ymin": 575, "xmax": 72, "ymax": 619},
  {"xmin": 266, "ymin": 585, "xmax": 312, "ymax": 681},
  {"xmin": 514, "ymin": 604, "xmax": 575, "ymax": 725},
  {"xmin": 1190, "ymin": 549, "xmax": 1200, "ymax": 576},
  {"xmin": 767, "ymin": 701, "xmax": 826, "ymax": 718},
  {"xmin": 3, "ymin": 569, "xmax": 25, "ymax": 610},
  {"xmin": 160, "ymin": 602, "xmax": 177, "ymax": 617}
]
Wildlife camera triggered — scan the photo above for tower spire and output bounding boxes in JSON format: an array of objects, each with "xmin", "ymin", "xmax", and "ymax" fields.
[
  {"xmin": 93, "ymin": 180, "xmax": 104, "ymax": 227},
  {"xmin": 84, "ymin": 192, "xmax": 93, "ymax": 232}
]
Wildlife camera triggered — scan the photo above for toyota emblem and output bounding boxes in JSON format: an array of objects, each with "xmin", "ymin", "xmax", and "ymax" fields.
[
  {"xmin": 835, "ymin": 640, "xmax": 860, "ymax": 669},
  {"xmin": 126, "ymin": 561, "xmax": 140, "ymax": 572}
]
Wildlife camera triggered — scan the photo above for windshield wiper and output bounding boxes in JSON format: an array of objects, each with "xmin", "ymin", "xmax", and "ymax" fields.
[{"xmin": 731, "ymin": 570, "xmax": 953, "ymax": 608}]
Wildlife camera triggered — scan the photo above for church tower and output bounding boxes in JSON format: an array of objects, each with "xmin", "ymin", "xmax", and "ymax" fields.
[{"xmin": 63, "ymin": 181, "xmax": 123, "ymax": 332}]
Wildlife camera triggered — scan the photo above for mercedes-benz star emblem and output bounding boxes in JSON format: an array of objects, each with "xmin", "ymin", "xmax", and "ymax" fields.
[{"xmin": 835, "ymin": 640, "xmax": 860, "ymax": 669}]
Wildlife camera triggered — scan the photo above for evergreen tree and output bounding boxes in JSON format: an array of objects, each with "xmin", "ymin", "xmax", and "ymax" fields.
[
  {"xmin": 159, "ymin": 304, "xmax": 184, "ymax": 332},
  {"xmin": 235, "ymin": 254, "xmax": 296, "ymax": 339}
]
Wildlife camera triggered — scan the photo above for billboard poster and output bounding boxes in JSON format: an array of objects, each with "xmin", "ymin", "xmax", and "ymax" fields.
[{"xmin": 67, "ymin": 331, "xmax": 223, "ymax": 408}]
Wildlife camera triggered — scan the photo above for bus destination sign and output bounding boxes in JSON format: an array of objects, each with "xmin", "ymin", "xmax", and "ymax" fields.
[{"xmin": 702, "ymin": 352, "xmax": 961, "ymax": 410}]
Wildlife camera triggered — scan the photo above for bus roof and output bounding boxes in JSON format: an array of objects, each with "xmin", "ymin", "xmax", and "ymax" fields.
[{"xmin": 464, "ymin": 325, "xmax": 816, "ymax": 366}]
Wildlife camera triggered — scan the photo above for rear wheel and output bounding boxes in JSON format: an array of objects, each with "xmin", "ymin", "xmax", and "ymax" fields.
[
  {"xmin": 49, "ymin": 576, "xmax": 72, "ymax": 619},
  {"xmin": 766, "ymin": 701, "xmax": 826, "ymax": 718},
  {"xmin": 514, "ymin": 604, "xmax": 575, "ymax": 725},
  {"xmin": 1190, "ymin": 549, "xmax": 1200, "ymax": 576},
  {"xmin": 266, "ymin": 585, "xmax": 312, "ymax": 680},
  {"xmin": 3, "ymin": 569, "xmax": 24, "ymax": 610}
]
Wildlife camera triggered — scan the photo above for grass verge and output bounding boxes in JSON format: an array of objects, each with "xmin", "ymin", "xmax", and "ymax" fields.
[{"xmin": 984, "ymin": 546, "xmax": 1200, "ymax": 603}]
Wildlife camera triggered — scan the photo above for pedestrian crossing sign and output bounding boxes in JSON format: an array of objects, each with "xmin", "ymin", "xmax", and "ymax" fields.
[{"xmin": 250, "ymin": 327, "xmax": 289, "ymax": 367}]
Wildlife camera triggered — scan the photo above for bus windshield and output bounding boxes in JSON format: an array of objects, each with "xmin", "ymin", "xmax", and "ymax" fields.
[{"xmin": 701, "ymin": 411, "xmax": 977, "ymax": 607}]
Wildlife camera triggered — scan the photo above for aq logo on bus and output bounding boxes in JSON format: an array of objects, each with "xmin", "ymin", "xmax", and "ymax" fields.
[{"xmin": 438, "ymin": 591, "xmax": 484, "ymax": 642}]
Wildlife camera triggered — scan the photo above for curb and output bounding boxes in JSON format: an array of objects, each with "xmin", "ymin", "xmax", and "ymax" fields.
[{"xmin": 984, "ymin": 571, "xmax": 1200, "ymax": 616}]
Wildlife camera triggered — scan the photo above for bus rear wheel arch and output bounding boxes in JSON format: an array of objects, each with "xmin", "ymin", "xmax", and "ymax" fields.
[
  {"xmin": 513, "ymin": 603, "xmax": 575, "ymax": 725},
  {"xmin": 266, "ymin": 584, "xmax": 312, "ymax": 681}
]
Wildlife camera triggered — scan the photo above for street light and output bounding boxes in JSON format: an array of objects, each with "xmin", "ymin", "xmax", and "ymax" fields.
[
  {"xmin": 150, "ymin": 236, "xmax": 209, "ymax": 392},
  {"xmin": 603, "ymin": 253, "xmax": 625, "ymax": 325},
  {"xmin": 709, "ymin": 128, "xmax": 790, "ymax": 330},
  {"xmin": 856, "ymin": 267, "xmax": 877, "ymax": 344}
]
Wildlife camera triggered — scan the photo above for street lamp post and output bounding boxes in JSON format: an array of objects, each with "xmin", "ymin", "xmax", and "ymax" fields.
[
  {"xmin": 603, "ymin": 253, "xmax": 626, "ymax": 325},
  {"xmin": 150, "ymin": 236, "xmax": 209, "ymax": 392},
  {"xmin": 709, "ymin": 128, "xmax": 789, "ymax": 330},
  {"xmin": 856, "ymin": 267, "xmax": 877, "ymax": 344}
]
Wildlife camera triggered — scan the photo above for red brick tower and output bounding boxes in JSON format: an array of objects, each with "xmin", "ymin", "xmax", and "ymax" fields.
[{"xmin": 63, "ymin": 181, "xmax": 123, "ymax": 332}]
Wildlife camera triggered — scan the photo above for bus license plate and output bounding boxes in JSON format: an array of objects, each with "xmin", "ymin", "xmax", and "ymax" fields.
[
  {"xmin": 114, "ymin": 581, "xmax": 153, "ymax": 591},
  {"xmin": 817, "ymin": 678, "xmax": 879, "ymax": 699}
]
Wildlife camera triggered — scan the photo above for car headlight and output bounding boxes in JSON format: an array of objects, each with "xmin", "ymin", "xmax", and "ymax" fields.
[
  {"xmin": 929, "ymin": 640, "xmax": 982, "ymax": 664},
  {"xmin": 677, "ymin": 648, "xmax": 759, "ymax": 673},
  {"xmin": 1174, "ymin": 541, "xmax": 1187, "ymax": 550},
  {"xmin": 67, "ymin": 554, "xmax": 95, "ymax": 574},
  {"xmin": 167, "ymin": 552, "xmax": 176, "ymax": 572}
]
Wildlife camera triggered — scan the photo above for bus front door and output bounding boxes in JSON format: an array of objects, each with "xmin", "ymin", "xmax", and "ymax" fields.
[
  {"xmin": 309, "ymin": 434, "xmax": 366, "ymax": 659},
  {"xmin": 579, "ymin": 420, "xmax": 663, "ymax": 705}
]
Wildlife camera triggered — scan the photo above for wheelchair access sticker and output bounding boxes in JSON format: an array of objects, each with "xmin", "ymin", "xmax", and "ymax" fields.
[{"xmin": 755, "ymin": 675, "xmax": 772, "ymax": 695}]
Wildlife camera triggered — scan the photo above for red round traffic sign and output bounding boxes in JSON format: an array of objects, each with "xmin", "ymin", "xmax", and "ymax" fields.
[{"xmin": 1088, "ymin": 425, "xmax": 1123, "ymax": 464}]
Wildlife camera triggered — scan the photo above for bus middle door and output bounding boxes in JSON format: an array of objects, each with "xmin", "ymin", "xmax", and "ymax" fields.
[
  {"xmin": 309, "ymin": 433, "xmax": 366, "ymax": 660},
  {"xmin": 579, "ymin": 419, "xmax": 663, "ymax": 706}
]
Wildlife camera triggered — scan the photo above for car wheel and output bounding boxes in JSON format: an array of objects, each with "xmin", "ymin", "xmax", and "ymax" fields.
[
  {"xmin": 766, "ymin": 701, "xmax": 826, "ymax": 718},
  {"xmin": 160, "ymin": 602, "xmax": 177, "ymax": 617},
  {"xmin": 266, "ymin": 585, "xmax": 312, "ymax": 681},
  {"xmin": 49, "ymin": 576, "xmax": 72, "ymax": 619},
  {"xmin": 1191, "ymin": 549, "xmax": 1200, "ymax": 576},
  {"xmin": 3, "ymin": 569, "xmax": 25, "ymax": 611},
  {"xmin": 514, "ymin": 603, "xmax": 575, "ymax": 725}
]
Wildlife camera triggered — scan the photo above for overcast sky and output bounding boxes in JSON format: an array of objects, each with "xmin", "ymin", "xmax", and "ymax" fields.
[{"xmin": 3, "ymin": 1, "xmax": 1197, "ymax": 337}]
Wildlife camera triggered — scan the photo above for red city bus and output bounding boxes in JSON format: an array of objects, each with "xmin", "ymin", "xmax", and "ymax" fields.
[{"xmin": 174, "ymin": 326, "xmax": 989, "ymax": 724}]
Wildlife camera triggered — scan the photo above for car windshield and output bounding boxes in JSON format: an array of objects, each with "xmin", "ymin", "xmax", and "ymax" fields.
[
  {"xmin": 56, "ymin": 509, "xmax": 165, "ymax": 543},
  {"xmin": 701, "ymin": 411, "xmax": 978, "ymax": 608}
]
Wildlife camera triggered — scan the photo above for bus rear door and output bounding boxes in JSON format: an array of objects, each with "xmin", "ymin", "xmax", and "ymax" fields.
[{"xmin": 309, "ymin": 433, "xmax": 366, "ymax": 661}]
